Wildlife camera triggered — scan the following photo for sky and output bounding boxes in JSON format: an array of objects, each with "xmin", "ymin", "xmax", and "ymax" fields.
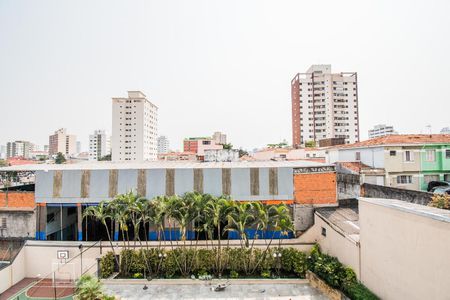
[{"xmin": 0, "ymin": 0, "xmax": 449, "ymax": 152}]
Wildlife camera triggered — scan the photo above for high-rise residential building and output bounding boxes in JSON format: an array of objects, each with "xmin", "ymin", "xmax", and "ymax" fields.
[
  {"xmin": 291, "ymin": 65, "xmax": 359, "ymax": 147},
  {"xmin": 6, "ymin": 141, "xmax": 32, "ymax": 159},
  {"xmin": 157, "ymin": 135, "xmax": 170, "ymax": 154},
  {"xmin": 369, "ymin": 124, "xmax": 397, "ymax": 139},
  {"xmin": 89, "ymin": 130, "xmax": 111, "ymax": 161},
  {"xmin": 111, "ymin": 91, "xmax": 158, "ymax": 162},
  {"xmin": 49, "ymin": 128, "xmax": 77, "ymax": 157},
  {"xmin": 212, "ymin": 131, "xmax": 227, "ymax": 145}
]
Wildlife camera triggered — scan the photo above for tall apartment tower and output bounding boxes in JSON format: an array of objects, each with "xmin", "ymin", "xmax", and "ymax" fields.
[
  {"xmin": 112, "ymin": 91, "xmax": 158, "ymax": 162},
  {"xmin": 157, "ymin": 135, "xmax": 170, "ymax": 154},
  {"xmin": 89, "ymin": 130, "xmax": 111, "ymax": 161},
  {"xmin": 49, "ymin": 128, "xmax": 77, "ymax": 157},
  {"xmin": 291, "ymin": 65, "xmax": 359, "ymax": 147}
]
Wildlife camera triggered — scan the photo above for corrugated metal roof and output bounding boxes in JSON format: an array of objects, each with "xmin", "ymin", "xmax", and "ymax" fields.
[{"xmin": 0, "ymin": 160, "xmax": 332, "ymax": 171}]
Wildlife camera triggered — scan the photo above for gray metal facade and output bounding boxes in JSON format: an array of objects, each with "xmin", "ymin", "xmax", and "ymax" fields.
[{"xmin": 35, "ymin": 167, "xmax": 294, "ymax": 203}]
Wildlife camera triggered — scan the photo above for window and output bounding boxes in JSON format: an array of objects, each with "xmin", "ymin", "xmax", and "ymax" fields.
[
  {"xmin": 397, "ymin": 175, "xmax": 412, "ymax": 184},
  {"xmin": 390, "ymin": 150, "xmax": 396, "ymax": 156},
  {"xmin": 424, "ymin": 175, "xmax": 439, "ymax": 184},
  {"xmin": 1, "ymin": 217, "xmax": 6, "ymax": 229},
  {"xmin": 355, "ymin": 152, "xmax": 361, "ymax": 161},
  {"xmin": 321, "ymin": 227, "xmax": 327, "ymax": 237},
  {"xmin": 404, "ymin": 150, "xmax": 414, "ymax": 162},
  {"xmin": 445, "ymin": 174, "xmax": 450, "ymax": 181},
  {"xmin": 446, "ymin": 149, "xmax": 450, "ymax": 159},
  {"xmin": 425, "ymin": 150, "xmax": 436, "ymax": 162}
]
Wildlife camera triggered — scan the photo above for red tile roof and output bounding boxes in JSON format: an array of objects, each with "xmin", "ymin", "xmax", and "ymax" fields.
[
  {"xmin": 339, "ymin": 162, "xmax": 371, "ymax": 173},
  {"xmin": 337, "ymin": 134, "xmax": 450, "ymax": 149}
]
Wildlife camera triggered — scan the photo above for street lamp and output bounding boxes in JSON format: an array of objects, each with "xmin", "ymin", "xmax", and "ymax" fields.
[
  {"xmin": 273, "ymin": 251, "xmax": 282, "ymax": 277},
  {"xmin": 157, "ymin": 252, "xmax": 167, "ymax": 277},
  {"xmin": 78, "ymin": 244, "xmax": 83, "ymax": 276}
]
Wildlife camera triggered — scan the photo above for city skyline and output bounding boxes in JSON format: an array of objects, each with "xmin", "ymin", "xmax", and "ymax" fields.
[{"xmin": 1, "ymin": 1, "xmax": 450, "ymax": 151}]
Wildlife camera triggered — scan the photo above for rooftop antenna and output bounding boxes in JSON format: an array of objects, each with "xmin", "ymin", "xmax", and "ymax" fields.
[{"xmin": 426, "ymin": 125, "xmax": 432, "ymax": 137}]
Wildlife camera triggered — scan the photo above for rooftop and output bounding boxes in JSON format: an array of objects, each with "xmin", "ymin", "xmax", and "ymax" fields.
[
  {"xmin": 336, "ymin": 134, "xmax": 450, "ymax": 149},
  {"xmin": 0, "ymin": 160, "xmax": 332, "ymax": 171},
  {"xmin": 316, "ymin": 200, "xmax": 360, "ymax": 242}
]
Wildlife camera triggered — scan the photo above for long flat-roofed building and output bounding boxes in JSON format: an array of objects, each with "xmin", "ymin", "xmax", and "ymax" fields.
[{"xmin": 2, "ymin": 160, "xmax": 338, "ymax": 241}]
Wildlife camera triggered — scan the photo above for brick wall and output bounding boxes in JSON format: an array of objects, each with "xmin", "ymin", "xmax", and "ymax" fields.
[
  {"xmin": 294, "ymin": 172, "xmax": 337, "ymax": 205},
  {"xmin": 0, "ymin": 192, "xmax": 35, "ymax": 208}
]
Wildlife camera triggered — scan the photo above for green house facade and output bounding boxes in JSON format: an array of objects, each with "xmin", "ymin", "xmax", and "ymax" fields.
[{"xmin": 420, "ymin": 144, "xmax": 450, "ymax": 190}]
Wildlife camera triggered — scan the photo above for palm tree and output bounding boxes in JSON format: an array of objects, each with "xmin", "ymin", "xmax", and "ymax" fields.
[{"xmin": 83, "ymin": 201, "xmax": 119, "ymax": 270}]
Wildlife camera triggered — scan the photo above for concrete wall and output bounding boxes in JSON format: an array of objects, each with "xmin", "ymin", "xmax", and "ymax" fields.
[
  {"xmin": 0, "ymin": 245, "xmax": 26, "ymax": 294},
  {"xmin": 359, "ymin": 198, "xmax": 450, "ymax": 300},
  {"xmin": 336, "ymin": 173, "xmax": 360, "ymax": 200},
  {"xmin": 0, "ymin": 211, "xmax": 35, "ymax": 238},
  {"xmin": 361, "ymin": 183, "xmax": 432, "ymax": 205}
]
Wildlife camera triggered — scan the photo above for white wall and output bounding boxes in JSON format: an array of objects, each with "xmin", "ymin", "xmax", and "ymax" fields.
[
  {"xmin": 313, "ymin": 214, "xmax": 360, "ymax": 278},
  {"xmin": 0, "ymin": 245, "xmax": 26, "ymax": 293},
  {"xmin": 359, "ymin": 198, "xmax": 450, "ymax": 300},
  {"xmin": 335, "ymin": 147, "xmax": 385, "ymax": 168}
]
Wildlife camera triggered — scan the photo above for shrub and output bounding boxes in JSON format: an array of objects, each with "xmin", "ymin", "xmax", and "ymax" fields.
[
  {"xmin": 100, "ymin": 252, "xmax": 115, "ymax": 279},
  {"xmin": 230, "ymin": 270, "xmax": 239, "ymax": 278},
  {"xmin": 428, "ymin": 194, "xmax": 450, "ymax": 210},
  {"xmin": 260, "ymin": 270, "xmax": 271, "ymax": 278},
  {"xmin": 133, "ymin": 272, "xmax": 143, "ymax": 279},
  {"xmin": 307, "ymin": 245, "xmax": 379, "ymax": 300},
  {"xmin": 75, "ymin": 274, "xmax": 114, "ymax": 300},
  {"xmin": 344, "ymin": 282, "xmax": 379, "ymax": 300}
]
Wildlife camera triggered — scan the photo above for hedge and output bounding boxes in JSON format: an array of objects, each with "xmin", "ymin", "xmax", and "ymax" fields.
[{"xmin": 100, "ymin": 245, "xmax": 378, "ymax": 300}]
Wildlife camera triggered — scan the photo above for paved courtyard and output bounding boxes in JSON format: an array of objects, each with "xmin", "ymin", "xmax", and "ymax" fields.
[{"xmin": 104, "ymin": 282, "xmax": 329, "ymax": 300}]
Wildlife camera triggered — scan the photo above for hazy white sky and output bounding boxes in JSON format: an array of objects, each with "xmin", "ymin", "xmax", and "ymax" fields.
[{"xmin": 1, "ymin": 0, "xmax": 449, "ymax": 151}]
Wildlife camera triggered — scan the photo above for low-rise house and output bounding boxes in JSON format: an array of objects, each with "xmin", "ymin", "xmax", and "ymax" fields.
[{"xmin": 326, "ymin": 134, "xmax": 450, "ymax": 191}]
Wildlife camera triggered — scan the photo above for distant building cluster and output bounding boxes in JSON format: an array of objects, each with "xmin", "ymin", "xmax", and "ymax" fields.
[{"xmin": 368, "ymin": 124, "xmax": 397, "ymax": 139}]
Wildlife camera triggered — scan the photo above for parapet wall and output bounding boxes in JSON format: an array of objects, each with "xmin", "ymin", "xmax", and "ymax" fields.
[{"xmin": 361, "ymin": 183, "xmax": 432, "ymax": 205}]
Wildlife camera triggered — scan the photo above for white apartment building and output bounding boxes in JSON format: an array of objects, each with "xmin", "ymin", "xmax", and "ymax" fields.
[
  {"xmin": 157, "ymin": 135, "xmax": 170, "ymax": 154},
  {"xmin": 112, "ymin": 91, "xmax": 158, "ymax": 162},
  {"xmin": 49, "ymin": 128, "xmax": 77, "ymax": 157},
  {"xmin": 212, "ymin": 131, "xmax": 227, "ymax": 145},
  {"xmin": 368, "ymin": 124, "xmax": 396, "ymax": 139},
  {"xmin": 6, "ymin": 141, "xmax": 32, "ymax": 159},
  {"xmin": 441, "ymin": 127, "xmax": 450, "ymax": 134},
  {"xmin": 89, "ymin": 130, "xmax": 111, "ymax": 161},
  {"xmin": 291, "ymin": 65, "xmax": 359, "ymax": 147}
]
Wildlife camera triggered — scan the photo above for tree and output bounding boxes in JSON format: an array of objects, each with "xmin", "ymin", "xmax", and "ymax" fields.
[
  {"xmin": 83, "ymin": 201, "xmax": 120, "ymax": 270},
  {"xmin": 98, "ymin": 154, "xmax": 111, "ymax": 161},
  {"xmin": 238, "ymin": 148, "xmax": 249, "ymax": 158},
  {"xmin": 55, "ymin": 152, "xmax": 66, "ymax": 164},
  {"xmin": 305, "ymin": 140, "xmax": 316, "ymax": 148},
  {"xmin": 222, "ymin": 143, "xmax": 233, "ymax": 150}
]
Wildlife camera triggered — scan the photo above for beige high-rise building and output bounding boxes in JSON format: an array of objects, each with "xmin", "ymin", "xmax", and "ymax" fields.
[
  {"xmin": 111, "ymin": 91, "xmax": 158, "ymax": 162},
  {"xmin": 291, "ymin": 65, "xmax": 360, "ymax": 147},
  {"xmin": 48, "ymin": 128, "xmax": 77, "ymax": 157}
]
